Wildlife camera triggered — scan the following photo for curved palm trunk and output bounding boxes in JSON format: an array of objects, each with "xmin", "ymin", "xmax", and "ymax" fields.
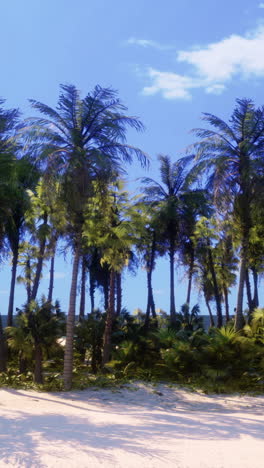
[
  {"xmin": 79, "ymin": 256, "xmax": 86, "ymax": 320},
  {"xmin": 7, "ymin": 244, "xmax": 19, "ymax": 326},
  {"xmin": 207, "ymin": 245, "xmax": 222, "ymax": 328},
  {"xmin": 186, "ymin": 249, "xmax": 194, "ymax": 306},
  {"xmin": 48, "ymin": 244, "xmax": 56, "ymax": 303},
  {"xmin": 102, "ymin": 269, "xmax": 115, "ymax": 366},
  {"xmin": 116, "ymin": 272, "xmax": 122, "ymax": 316},
  {"xmin": 169, "ymin": 238, "xmax": 176, "ymax": 326},
  {"xmin": 204, "ymin": 294, "xmax": 215, "ymax": 327},
  {"xmin": 31, "ymin": 212, "xmax": 48, "ymax": 301},
  {"xmin": 63, "ymin": 239, "xmax": 81, "ymax": 390}
]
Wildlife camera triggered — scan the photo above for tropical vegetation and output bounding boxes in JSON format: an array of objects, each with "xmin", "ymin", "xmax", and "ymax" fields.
[{"xmin": 0, "ymin": 88, "xmax": 263, "ymax": 393}]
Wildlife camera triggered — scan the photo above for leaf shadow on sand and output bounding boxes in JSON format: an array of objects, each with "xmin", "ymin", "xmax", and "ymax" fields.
[{"xmin": 0, "ymin": 386, "xmax": 264, "ymax": 467}]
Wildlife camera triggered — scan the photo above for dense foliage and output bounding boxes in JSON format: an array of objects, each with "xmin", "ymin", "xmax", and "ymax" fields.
[{"xmin": 0, "ymin": 87, "xmax": 263, "ymax": 392}]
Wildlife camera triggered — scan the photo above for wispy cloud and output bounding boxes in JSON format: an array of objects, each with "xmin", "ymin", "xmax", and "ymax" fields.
[
  {"xmin": 259, "ymin": 3, "xmax": 264, "ymax": 8},
  {"xmin": 126, "ymin": 37, "xmax": 171, "ymax": 51},
  {"xmin": 143, "ymin": 69, "xmax": 198, "ymax": 100},
  {"xmin": 131, "ymin": 25, "xmax": 264, "ymax": 99}
]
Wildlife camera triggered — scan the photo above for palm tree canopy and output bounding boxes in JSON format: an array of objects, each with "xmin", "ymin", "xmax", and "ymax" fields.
[
  {"xmin": 23, "ymin": 84, "xmax": 148, "ymax": 174},
  {"xmin": 189, "ymin": 98, "xmax": 264, "ymax": 205}
]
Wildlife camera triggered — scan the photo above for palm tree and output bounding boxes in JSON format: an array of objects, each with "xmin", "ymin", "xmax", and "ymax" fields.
[
  {"xmin": 25, "ymin": 84, "xmax": 147, "ymax": 389},
  {"xmin": 6, "ymin": 157, "xmax": 39, "ymax": 326},
  {"xmin": 190, "ymin": 99, "xmax": 264, "ymax": 330},
  {"xmin": 141, "ymin": 154, "xmax": 192, "ymax": 326},
  {"xmin": 84, "ymin": 180, "xmax": 135, "ymax": 365}
]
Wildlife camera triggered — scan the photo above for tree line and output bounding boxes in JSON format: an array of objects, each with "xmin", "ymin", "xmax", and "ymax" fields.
[{"xmin": 0, "ymin": 86, "xmax": 263, "ymax": 390}]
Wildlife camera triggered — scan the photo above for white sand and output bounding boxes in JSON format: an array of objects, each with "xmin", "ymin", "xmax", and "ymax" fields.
[{"xmin": 0, "ymin": 382, "xmax": 263, "ymax": 468}]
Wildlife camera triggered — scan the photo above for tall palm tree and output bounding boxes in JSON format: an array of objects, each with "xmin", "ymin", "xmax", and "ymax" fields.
[
  {"xmin": 141, "ymin": 154, "xmax": 192, "ymax": 326},
  {"xmin": 6, "ymin": 157, "xmax": 39, "ymax": 326},
  {"xmin": 190, "ymin": 99, "xmax": 264, "ymax": 330},
  {"xmin": 25, "ymin": 84, "xmax": 148, "ymax": 389}
]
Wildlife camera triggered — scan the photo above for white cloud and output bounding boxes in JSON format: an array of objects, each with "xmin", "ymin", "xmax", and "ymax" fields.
[
  {"xmin": 259, "ymin": 3, "xmax": 264, "ymax": 8},
  {"xmin": 205, "ymin": 84, "xmax": 226, "ymax": 94},
  {"xmin": 131, "ymin": 25, "xmax": 264, "ymax": 99},
  {"xmin": 178, "ymin": 27, "xmax": 264, "ymax": 82},
  {"xmin": 143, "ymin": 68, "xmax": 197, "ymax": 100},
  {"xmin": 126, "ymin": 37, "xmax": 171, "ymax": 51}
]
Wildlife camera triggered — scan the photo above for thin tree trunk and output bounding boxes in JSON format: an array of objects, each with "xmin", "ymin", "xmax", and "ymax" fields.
[
  {"xmin": 186, "ymin": 249, "xmax": 194, "ymax": 306},
  {"xmin": 102, "ymin": 269, "xmax": 115, "ymax": 366},
  {"xmin": 31, "ymin": 212, "xmax": 48, "ymax": 301},
  {"xmin": 144, "ymin": 271, "xmax": 152, "ymax": 329},
  {"xmin": 116, "ymin": 272, "xmax": 122, "ymax": 316},
  {"xmin": 34, "ymin": 342, "xmax": 43, "ymax": 384},
  {"xmin": 245, "ymin": 268, "xmax": 254, "ymax": 316},
  {"xmin": 169, "ymin": 239, "xmax": 176, "ymax": 326},
  {"xmin": 204, "ymin": 294, "xmax": 215, "ymax": 327},
  {"xmin": 79, "ymin": 256, "xmax": 86, "ymax": 320},
  {"xmin": 103, "ymin": 273, "xmax": 109, "ymax": 311},
  {"xmin": 0, "ymin": 314, "xmax": 7, "ymax": 372},
  {"xmin": 26, "ymin": 259, "xmax": 31, "ymax": 302},
  {"xmin": 235, "ymin": 255, "xmax": 246, "ymax": 331},
  {"xmin": 144, "ymin": 231, "xmax": 157, "ymax": 329},
  {"xmin": 223, "ymin": 286, "xmax": 230, "ymax": 322},
  {"xmin": 48, "ymin": 244, "xmax": 56, "ymax": 303},
  {"xmin": 252, "ymin": 267, "xmax": 259, "ymax": 309},
  {"xmin": 207, "ymin": 245, "xmax": 222, "ymax": 328},
  {"xmin": 63, "ymin": 238, "xmax": 81, "ymax": 390},
  {"xmin": 7, "ymin": 245, "xmax": 19, "ymax": 326},
  {"xmin": 89, "ymin": 269, "xmax": 95, "ymax": 313}
]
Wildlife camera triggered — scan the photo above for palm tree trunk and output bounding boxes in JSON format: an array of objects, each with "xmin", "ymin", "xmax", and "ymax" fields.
[
  {"xmin": 235, "ymin": 255, "xmax": 246, "ymax": 331},
  {"xmin": 186, "ymin": 249, "xmax": 194, "ymax": 306},
  {"xmin": 89, "ymin": 269, "xmax": 95, "ymax": 313},
  {"xmin": 34, "ymin": 342, "xmax": 43, "ymax": 384},
  {"xmin": 48, "ymin": 244, "xmax": 56, "ymax": 303},
  {"xmin": 31, "ymin": 212, "xmax": 48, "ymax": 301},
  {"xmin": 144, "ymin": 232, "xmax": 157, "ymax": 328},
  {"xmin": 7, "ymin": 244, "xmax": 19, "ymax": 326},
  {"xmin": 144, "ymin": 271, "xmax": 152, "ymax": 329},
  {"xmin": 245, "ymin": 268, "xmax": 254, "ymax": 316},
  {"xmin": 207, "ymin": 245, "xmax": 222, "ymax": 327},
  {"xmin": 26, "ymin": 259, "xmax": 31, "ymax": 302},
  {"xmin": 169, "ymin": 238, "xmax": 176, "ymax": 326},
  {"xmin": 204, "ymin": 294, "xmax": 215, "ymax": 327},
  {"xmin": 79, "ymin": 256, "xmax": 86, "ymax": 320},
  {"xmin": 102, "ymin": 269, "xmax": 115, "ymax": 366},
  {"xmin": 63, "ymin": 238, "xmax": 81, "ymax": 390},
  {"xmin": 252, "ymin": 267, "xmax": 259, "ymax": 309},
  {"xmin": 223, "ymin": 286, "xmax": 230, "ymax": 322},
  {"xmin": 103, "ymin": 273, "xmax": 109, "ymax": 311},
  {"xmin": 0, "ymin": 314, "xmax": 7, "ymax": 372},
  {"xmin": 116, "ymin": 272, "xmax": 122, "ymax": 316}
]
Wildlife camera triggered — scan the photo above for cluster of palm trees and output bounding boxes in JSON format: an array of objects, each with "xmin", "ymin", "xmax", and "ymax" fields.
[{"xmin": 0, "ymin": 85, "xmax": 263, "ymax": 389}]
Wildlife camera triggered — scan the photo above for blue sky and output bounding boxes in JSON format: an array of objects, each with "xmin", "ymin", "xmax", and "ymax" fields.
[{"xmin": 1, "ymin": 0, "xmax": 264, "ymax": 315}]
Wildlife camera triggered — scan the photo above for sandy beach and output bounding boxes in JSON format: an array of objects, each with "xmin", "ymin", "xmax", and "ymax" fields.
[{"xmin": 0, "ymin": 383, "xmax": 263, "ymax": 468}]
